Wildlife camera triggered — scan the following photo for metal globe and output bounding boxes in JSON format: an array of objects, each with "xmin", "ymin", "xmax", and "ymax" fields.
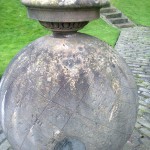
[{"xmin": 0, "ymin": 33, "xmax": 138, "ymax": 150}]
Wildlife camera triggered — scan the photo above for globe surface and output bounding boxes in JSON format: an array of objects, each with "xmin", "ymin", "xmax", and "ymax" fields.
[{"xmin": 0, "ymin": 33, "xmax": 138, "ymax": 150}]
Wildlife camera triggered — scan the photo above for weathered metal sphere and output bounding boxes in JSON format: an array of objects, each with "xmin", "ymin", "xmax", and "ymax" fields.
[{"xmin": 0, "ymin": 33, "xmax": 138, "ymax": 150}]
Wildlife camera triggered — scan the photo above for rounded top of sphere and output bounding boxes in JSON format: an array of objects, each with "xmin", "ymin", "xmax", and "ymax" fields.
[{"xmin": 21, "ymin": 0, "xmax": 109, "ymax": 8}]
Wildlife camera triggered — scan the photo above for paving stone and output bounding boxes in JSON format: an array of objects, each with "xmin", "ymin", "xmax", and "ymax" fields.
[
  {"xmin": 128, "ymin": 64, "xmax": 141, "ymax": 67},
  {"xmin": 139, "ymin": 98, "xmax": 150, "ymax": 107},
  {"xmin": 145, "ymin": 99, "xmax": 150, "ymax": 105},
  {"xmin": 139, "ymin": 105, "xmax": 150, "ymax": 114},
  {"xmin": 138, "ymin": 74, "xmax": 150, "ymax": 79},
  {"xmin": 131, "ymin": 68, "xmax": 143, "ymax": 71},
  {"xmin": 0, "ymin": 140, "xmax": 11, "ymax": 150},
  {"xmin": 141, "ymin": 92, "xmax": 150, "ymax": 98},
  {"xmin": 141, "ymin": 138, "xmax": 150, "ymax": 149},
  {"xmin": 139, "ymin": 128, "xmax": 150, "ymax": 137},
  {"xmin": 136, "ymin": 145, "xmax": 150, "ymax": 150},
  {"xmin": 137, "ymin": 83, "xmax": 145, "ymax": 87},
  {"xmin": 137, "ymin": 118, "xmax": 150, "ymax": 129},
  {"xmin": 135, "ymin": 125, "xmax": 142, "ymax": 130},
  {"xmin": 132, "ymin": 70, "xmax": 144, "ymax": 74},
  {"xmin": 139, "ymin": 87, "xmax": 150, "ymax": 93},
  {"xmin": 138, "ymin": 82, "xmax": 150, "ymax": 88},
  {"xmin": 123, "ymin": 129, "xmax": 144, "ymax": 150},
  {"xmin": 123, "ymin": 142, "xmax": 135, "ymax": 150},
  {"xmin": 139, "ymin": 100, "xmax": 150, "ymax": 108},
  {"xmin": 115, "ymin": 27, "xmax": 150, "ymax": 149}
]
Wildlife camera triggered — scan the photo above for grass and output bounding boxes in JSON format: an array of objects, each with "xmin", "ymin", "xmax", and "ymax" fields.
[
  {"xmin": 80, "ymin": 19, "xmax": 120, "ymax": 46},
  {"xmin": 0, "ymin": 0, "xmax": 150, "ymax": 78},
  {"xmin": 111, "ymin": 0, "xmax": 150, "ymax": 26},
  {"xmin": 0, "ymin": 0, "xmax": 49, "ymax": 78},
  {"xmin": 0, "ymin": 0, "xmax": 120, "ymax": 78}
]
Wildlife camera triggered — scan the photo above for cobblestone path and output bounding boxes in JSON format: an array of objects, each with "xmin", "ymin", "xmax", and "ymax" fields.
[
  {"xmin": 115, "ymin": 27, "xmax": 150, "ymax": 150},
  {"xmin": 0, "ymin": 27, "xmax": 150, "ymax": 149}
]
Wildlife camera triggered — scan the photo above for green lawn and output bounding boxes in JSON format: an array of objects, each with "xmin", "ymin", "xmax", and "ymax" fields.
[
  {"xmin": 111, "ymin": 0, "xmax": 150, "ymax": 26},
  {"xmin": 80, "ymin": 19, "xmax": 120, "ymax": 46},
  {"xmin": 0, "ymin": 0, "xmax": 49, "ymax": 78},
  {"xmin": 0, "ymin": 0, "xmax": 119, "ymax": 78}
]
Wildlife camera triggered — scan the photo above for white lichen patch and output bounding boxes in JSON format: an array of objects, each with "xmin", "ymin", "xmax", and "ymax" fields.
[
  {"xmin": 39, "ymin": 0, "xmax": 57, "ymax": 5},
  {"xmin": 22, "ymin": 0, "xmax": 58, "ymax": 6},
  {"xmin": 111, "ymin": 79, "xmax": 120, "ymax": 94},
  {"xmin": 65, "ymin": 0, "xmax": 77, "ymax": 5},
  {"xmin": 54, "ymin": 130, "xmax": 60, "ymax": 136},
  {"xmin": 106, "ymin": 67, "xmax": 112, "ymax": 74},
  {"xmin": 21, "ymin": 0, "xmax": 104, "ymax": 7},
  {"xmin": 109, "ymin": 104, "xmax": 119, "ymax": 122}
]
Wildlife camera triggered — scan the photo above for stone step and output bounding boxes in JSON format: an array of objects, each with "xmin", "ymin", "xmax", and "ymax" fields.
[
  {"xmin": 109, "ymin": 18, "xmax": 128, "ymax": 24},
  {"xmin": 102, "ymin": 12, "xmax": 122, "ymax": 19},
  {"xmin": 116, "ymin": 23, "xmax": 135, "ymax": 28},
  {"xmin": 100, "ymin": 5, "xmax": 135, "ymax": 29},
  {"xmin": 100, "ymin": 7, "xmax": 117, "ymax": 13}
]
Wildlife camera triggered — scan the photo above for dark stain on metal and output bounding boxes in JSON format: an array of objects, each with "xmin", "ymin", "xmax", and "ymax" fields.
[{"xmin": 54, "ymin": 137, "xmax": 86, "ymax": 150}]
